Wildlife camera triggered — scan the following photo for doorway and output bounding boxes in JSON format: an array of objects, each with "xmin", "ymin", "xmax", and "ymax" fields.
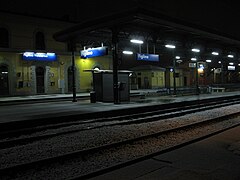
[
  {"xmin": 0, "ymin": 65, "xmax": 9, "ymax": 96},
  {"xmin": 68, "ymin": 67, "xmax": 73, "ymax": 93},
  {"xmin": 36, "ymin": 66, "xmax": 45, "ymax": 94}
]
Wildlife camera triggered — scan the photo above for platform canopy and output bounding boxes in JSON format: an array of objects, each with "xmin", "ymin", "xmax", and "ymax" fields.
[
  {"xmin": 53, "ymin": 6, "xmax": 240, "ymax": 104},
  {"xmin": 53, "ymin": 6, "xmax": 240, "ymax": 50}
]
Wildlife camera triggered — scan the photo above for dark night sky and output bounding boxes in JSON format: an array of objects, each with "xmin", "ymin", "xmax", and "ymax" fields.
[{"xmin": 1, "ymin": 0, "xmax": 240, "ymax": 39}]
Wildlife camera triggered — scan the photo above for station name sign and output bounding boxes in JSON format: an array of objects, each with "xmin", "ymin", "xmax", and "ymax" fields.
[
  {"xmin": 136, "ymin": 53, "xmax": 159, "ymax": 62},
  {"xmin": 22, "ymin": 52, "xmax": 57, "ymax": 61},
  {"xmin": 81, "ymin": 47, "xmax": 108, "ymax": 59}
]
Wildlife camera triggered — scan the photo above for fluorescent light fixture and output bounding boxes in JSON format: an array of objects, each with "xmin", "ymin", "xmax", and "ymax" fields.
[
  {"xmin": 123, "ymin": 50, "xmax": 133, "ymax": 55},
  {"xmin": 175, "ymin": 56, "xmax": 180, "ymax": 59},
  {"xmin": 191, "ymin": 58, "xmax": 197, "ymax": 61},
  {"xmin": 228, "ymin": 54, "xmax": 234, "ymax": 58},
  {"xmin": 165, "ymin": 44, "xmax": 176, "ymax": 49},
  {"xmin": 212, "ymin": 52, "xmax": 219, "ymax": 55},
  {"xmin": 191, "ymin": 48, "xmax": 200, "ymax": 52},
  {"xmin": 206, "ymin": 59, "xmax": 212, "ymax": 63},
  {"xmin": 229, "ymin": 62, "xmax": 234, "ymax": 65},
  {"xmin": 228, "ymin": 66, "xmax": 235, "ymax": 70},
  {"xmin": 130, "ymin": 39, "xmax": 143, "ymax": 44}
]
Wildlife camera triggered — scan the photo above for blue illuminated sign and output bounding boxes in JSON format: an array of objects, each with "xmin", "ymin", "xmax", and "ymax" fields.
[
  {"xmin": 136, "ymin": 53, "xmax": 159, "ymax": 62},
  {"xmin": 22, "ymin": 52, "xmax": 57, "ymax": 61},
  {"xmin": 81, "ymin": 47, "xmax": 108, "ymax": 59}
]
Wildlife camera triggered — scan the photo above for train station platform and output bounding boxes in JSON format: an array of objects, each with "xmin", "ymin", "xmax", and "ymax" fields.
[
  {"xmin": 0, "ymin": 90, "xmax": 239, "ymax": 124},
  {"xmin": 0, "ymin": 90, "xmax": 240, "ymax": 179}
]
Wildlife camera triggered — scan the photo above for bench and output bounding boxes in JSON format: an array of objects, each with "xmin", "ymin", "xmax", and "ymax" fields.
[{"xmin": 211, "ymin": 87, "xmax": 225, "ymax": 93}]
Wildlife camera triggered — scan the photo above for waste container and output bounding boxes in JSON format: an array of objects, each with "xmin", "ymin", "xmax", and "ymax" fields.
[
  {"xmin": 118, "ymin": 82, "xmax": 126, "ymax": 91},
  {"xmin": 90, "ymin": 91, "xmax": 96, "ymax": 103}
]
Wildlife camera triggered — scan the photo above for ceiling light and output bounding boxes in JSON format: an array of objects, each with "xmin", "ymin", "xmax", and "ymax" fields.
[{"xmin": 130, "ymin": 39, "xmax": 143, "ymax": 44}]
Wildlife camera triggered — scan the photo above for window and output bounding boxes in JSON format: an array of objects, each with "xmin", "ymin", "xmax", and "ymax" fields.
[
  {"xmin": 0, "ymin": 28, "xmax": 9, "ymax": 48},
  {"xmin": 35, "ymin": 31, "xmax": 45, "ymax": 50}
]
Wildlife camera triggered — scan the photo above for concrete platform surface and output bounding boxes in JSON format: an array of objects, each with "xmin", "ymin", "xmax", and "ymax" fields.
[
  {"xmin": 0, "ymin": 91, "xmax": 239, "ymax": 124},
  {"xmin": 89, "ymin": 125, "xmax": 240, "ymax": 180}
]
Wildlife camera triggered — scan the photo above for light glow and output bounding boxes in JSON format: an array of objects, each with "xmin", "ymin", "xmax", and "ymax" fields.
[
  {"xmin": 165, "ymin": 44, "xmax": 176, "ymax": 49},
  {"xmin": 130, "ymin": 39, "xmax": 143, "ymax": 44},
  {"xmin": 123, "ymin": 51, "xmax": 133, "ymax": 55},
  {"xmin": 192, "ymin": 48, "xmax": 200, "ymax": 52},
  {"xmin": 212, "ymin": 52, "xmax": 219, "ymax": 55}
]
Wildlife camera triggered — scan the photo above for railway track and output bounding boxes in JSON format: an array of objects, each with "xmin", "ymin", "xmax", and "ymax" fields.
[
  {"xmin": 0, "ymin": 95, "xmax": 240, "ymax": 149},
  {"xmin": 1, "ymin": 95, "xmax": 240, "ymax": 179}
]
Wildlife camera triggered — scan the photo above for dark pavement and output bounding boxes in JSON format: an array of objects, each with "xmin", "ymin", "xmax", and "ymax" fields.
[{"xmin": 1, "ymin": 90, "xmax": 240, "ymax": 179}]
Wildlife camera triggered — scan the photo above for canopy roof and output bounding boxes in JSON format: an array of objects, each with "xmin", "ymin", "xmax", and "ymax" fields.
[{"xmin": 53, "ymin": 7, "xmax": 240, "ymax": 50}]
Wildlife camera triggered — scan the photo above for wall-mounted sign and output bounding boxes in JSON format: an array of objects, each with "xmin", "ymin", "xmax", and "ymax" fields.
[
  {"xmin": 189, "ymin": 63, "xmax": 196, "ymax": 68},
  {"xmin": 81, "ymin": 47, "xmax": 108, "ymax": 59},
  {"xmin": 22, "ymin": 52, "xmax": 57, "ymax": 61},
  {"xmin": 136, "ymin": 53, "xmax": 159, "ymax": 62}
]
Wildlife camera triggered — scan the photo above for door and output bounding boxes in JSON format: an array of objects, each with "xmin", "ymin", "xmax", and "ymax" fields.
[
  {"xmin": 137, "ymin": 77, "xmax": 141, "ymax": 89},
  {"xmin": 0, "ymin": 65, "xmax": 9, "ymax": 96},
  {"xmin": 184, "ymin": 77, "xmax": 187, "ymax": 86},
  {"xmin": 68, "ymin": 67, "xmax": 73, "ymax": 93},
  {"xmin": 144, "ymin": 77, "xmax": 149, "ymax": 89},
  {"xmin": 36, "ymin": 66, "xmax": 45, "ymax": 94}
]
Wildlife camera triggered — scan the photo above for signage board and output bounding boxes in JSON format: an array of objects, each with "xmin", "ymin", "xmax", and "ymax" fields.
[
  {"xmin": 22, "ymin": 52, "xmax": 57, "ymax": 61},
  {"xmin": 189, "ymin": 63, "xmax": 196, "ymax": 68},
  {"xmin": 136, "ymin": 53, "xmax": 159, "ymax": 62},
  {"xmin": 81, "ymin": 47, "xmax": 108, "ymax": 59}
]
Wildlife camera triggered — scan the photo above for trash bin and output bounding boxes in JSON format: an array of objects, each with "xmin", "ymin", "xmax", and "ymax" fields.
[
  {"xmin": 90, "ymin": 91, "xmax": 96, "ymax": 103},
  {"xmin": 118, "ymin": 82, "xmax": 126, "ymax": 91}
]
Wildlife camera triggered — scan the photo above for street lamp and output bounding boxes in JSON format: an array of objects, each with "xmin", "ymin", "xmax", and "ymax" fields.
[
  {"xmin": 191, "ymin": 48, "xmax": 200, "ymax": 95},
  {"xmin": 165, "ymin": 44, "xmax": 176, "ymax": 95}
]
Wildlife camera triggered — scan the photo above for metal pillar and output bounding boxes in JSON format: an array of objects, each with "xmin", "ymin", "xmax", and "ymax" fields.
[
  {"xmin": 112, "ymin": 28, "xmax": 120, "ymax": 104},
  {"xmin": 195, "ymin": 60, "xmax": 199, "ymax": 95},
  {"xmin": 71, "ymin": 42, "xmax": 77, "ymax": 102},
  {"xmin": 172, "ymin": 53, "xmax": 176, "ymax": 95},
  {"xmin": 221, "ymin": 59, "xmax": 226, "ymax": 84}
]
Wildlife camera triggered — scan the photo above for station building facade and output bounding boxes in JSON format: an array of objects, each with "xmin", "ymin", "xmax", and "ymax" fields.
[
  {"xmin": 0, "ymin": 12, "xmax": 112, "ymax": 96},
  {"xmin": 1, "ymin": 11, "xmax": 225, "ymax": 97}
]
